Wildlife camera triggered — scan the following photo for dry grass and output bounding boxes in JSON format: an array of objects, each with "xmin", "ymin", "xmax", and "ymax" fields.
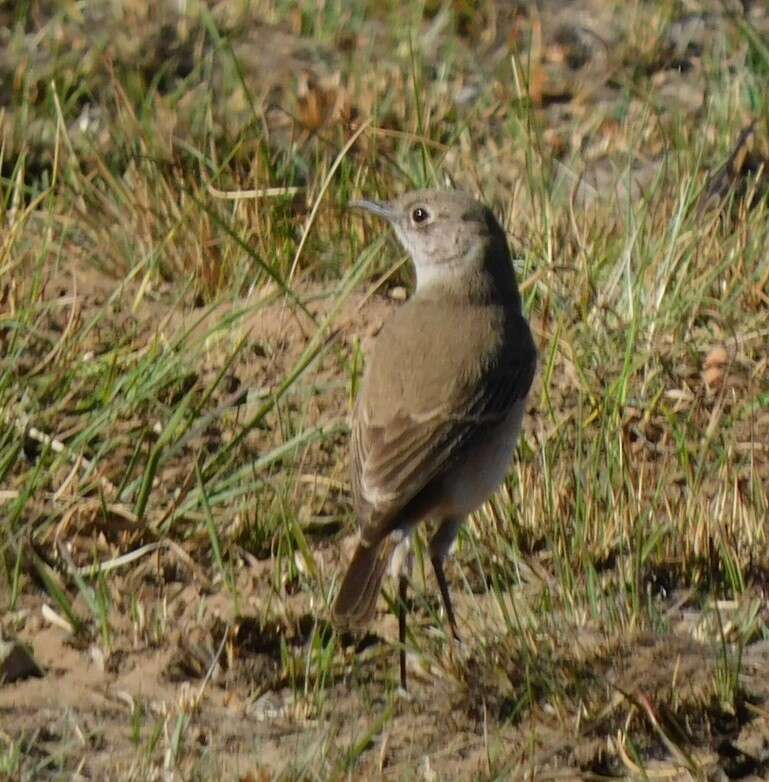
[{"xmin": 2, "ymin": 0, "xmax": 769, "ymax": 779}]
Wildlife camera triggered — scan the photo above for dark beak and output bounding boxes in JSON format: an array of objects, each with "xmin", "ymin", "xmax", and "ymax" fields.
[{"xmin": 348, "ymin": 199, "xmax": 397, "ymax": 222}]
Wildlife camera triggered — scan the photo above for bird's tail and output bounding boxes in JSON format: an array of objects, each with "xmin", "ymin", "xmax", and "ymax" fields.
[{"xmin": 332, "ymin": 537, "xmax": 397, "ymax": 630}]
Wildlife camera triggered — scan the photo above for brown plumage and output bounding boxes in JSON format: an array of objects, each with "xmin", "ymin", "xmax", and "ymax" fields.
[{"xmin": 332, "ymin": 190, "xmax": 536, "ymax": 687}]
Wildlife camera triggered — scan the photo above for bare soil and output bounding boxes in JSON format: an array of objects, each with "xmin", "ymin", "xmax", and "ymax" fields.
[{"xmin": 3, "ymin": 1, "xmax": 769, "ymax": 779}]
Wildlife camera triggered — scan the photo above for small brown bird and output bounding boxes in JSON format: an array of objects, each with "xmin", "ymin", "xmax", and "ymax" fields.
[{"xmin": 332, "ymin": 190, "xmax": 536, "ymax": 689}]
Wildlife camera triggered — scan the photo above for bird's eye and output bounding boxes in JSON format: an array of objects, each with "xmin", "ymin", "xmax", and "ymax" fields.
[{"xmin": 411, "ymin": 207, "xmax": 429, "ymax": 224}]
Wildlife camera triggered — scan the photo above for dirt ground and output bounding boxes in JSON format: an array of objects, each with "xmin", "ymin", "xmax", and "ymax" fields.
[
  {"xmin": 3, "ymin": 0, "xmax": 769, "ymax": 780},
  {"xmin": 4, "ymin": 266, "xmax": 769, "ymax": 779}
]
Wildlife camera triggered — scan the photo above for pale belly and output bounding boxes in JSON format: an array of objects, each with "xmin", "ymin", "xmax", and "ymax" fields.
[{"xmin": 435, "ymin": 398, "xmax": 526, "ymax": 519}]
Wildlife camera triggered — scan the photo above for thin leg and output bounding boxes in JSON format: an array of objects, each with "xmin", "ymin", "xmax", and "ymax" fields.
[
  {"xmin": 428, "ymin": 517, "xmax": 463, "ymax": 641},
  {"xmin": 398, "ymin": 572, "xmax": 408, "ymax": 690},
  {"xmin": 431, "ymin": 554, "xmax": 460, "ymax": 641}
]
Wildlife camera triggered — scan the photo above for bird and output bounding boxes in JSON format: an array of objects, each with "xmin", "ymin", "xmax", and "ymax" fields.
[{"xmin": 332, "ymin": 189, "xmax": 537, "ymax": 690}]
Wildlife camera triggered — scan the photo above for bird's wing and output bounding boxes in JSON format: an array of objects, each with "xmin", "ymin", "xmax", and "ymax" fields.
[{"xmin": 351, "ymin": 346, "xmax": 535, "ymax": 540}]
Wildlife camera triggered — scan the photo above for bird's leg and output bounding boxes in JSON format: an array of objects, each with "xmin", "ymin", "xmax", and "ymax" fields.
[
  {"xmin": 429, "ymin": 516, "xmax": 463, "ymax": 642},
  {"xmin": 430, "ymin": 553, "xmax": 460, "ymax": 641},
  {"xmin": 390, "ymin": 534, "xmax": 414, "ymax": 691},
  {"xmin": 398, "ymin": 572, "xmax": 408, "ymax": 690}
]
